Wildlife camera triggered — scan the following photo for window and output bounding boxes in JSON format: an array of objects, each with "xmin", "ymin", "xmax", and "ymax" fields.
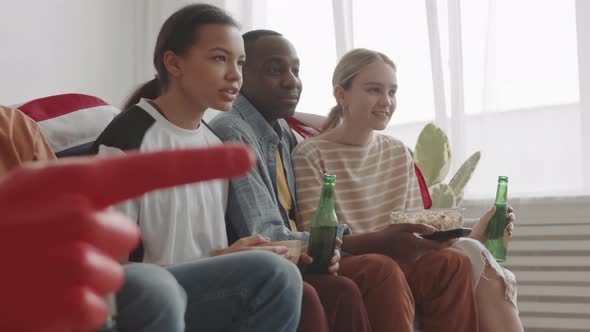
[
  {"xmin": 353, "ymin": 0, "xmax": 436, "ymax": 124},
  {"xmin": 460, "ymin": 0, "xmax": 579, "ymax": 113}
]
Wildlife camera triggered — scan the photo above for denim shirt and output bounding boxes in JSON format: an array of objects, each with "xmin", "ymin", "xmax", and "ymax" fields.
[{"xmin": 209, "ymin": 95, "xmax": 310, "ymax": 244}]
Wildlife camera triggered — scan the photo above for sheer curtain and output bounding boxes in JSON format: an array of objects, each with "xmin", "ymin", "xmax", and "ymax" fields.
[
  {"xmin": 435, "ymin": 0, "xmax": 588, "ymax": 198},
  {"xmin": 345, "ymin": 0, "xmax": 589, "ymax": 198},
  {"xmin": 140, "ymin": 0, "xmax": 590, "ymax": 199}
]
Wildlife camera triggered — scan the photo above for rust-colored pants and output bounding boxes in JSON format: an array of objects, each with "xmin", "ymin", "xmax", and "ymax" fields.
[
  {"xmin": 298, "ymin": 281, "xmax": 329, "ymax": 332},
  {"xmin": 339, "ymin": 249, "xmax": 479, "ymax": 332},
  {"xmin": 298, "ymin": 275, "xmax": 372, "ymax": 332}
]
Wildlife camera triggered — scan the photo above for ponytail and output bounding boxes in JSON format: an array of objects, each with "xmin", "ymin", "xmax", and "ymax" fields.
[
  {"xmin": 122, "ymin": 78, "xmax": 161, "ymax": 111},
  {"xmin": 322, "ymin": 104, "xmax": 344, "ymax": 131}
]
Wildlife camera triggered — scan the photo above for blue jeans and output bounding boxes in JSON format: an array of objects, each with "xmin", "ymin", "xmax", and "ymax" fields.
[
  {"xmin": 168, "ymin": 251, "xmax": 302, "ymax": 331},
  {"xmin": 106, "ymin": 251, "xmax": 303, "ymax": 332},
  {"xmin": 112, "ymin": 263, "xmax": 187, "ymax": 332}
]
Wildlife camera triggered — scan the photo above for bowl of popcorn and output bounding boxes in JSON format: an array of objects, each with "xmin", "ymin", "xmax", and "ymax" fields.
[{"xmin": 390, "ymin": 208, "xmax": 465, "ymax": 231}]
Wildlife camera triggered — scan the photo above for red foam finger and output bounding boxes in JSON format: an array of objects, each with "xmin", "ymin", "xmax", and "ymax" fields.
[
  {"xmin": 0, "ymin": 202, "xmax": 139, "ymax": 260},
  {"xmin": 0, "ymin": 144, "xmax": 255, "ymax": 209},
  {"xmin": 1, "ymin": 243, "xmax": 121, "ymax": 331},
  {"xmin": 38, "ymin": 242, "xmax": 126, "ymax": 296},
  {"xmin": 58, "ymin": 286, "xmax": 110, "ymax": 332},
  {"xmin": 1, "ymin": 272, "xmax": 110, "ymax": 332}
]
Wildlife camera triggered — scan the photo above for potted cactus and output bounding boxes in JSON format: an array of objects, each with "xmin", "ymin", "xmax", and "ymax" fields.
[{"xmin": 413, "ymin": 123, "xmax": 480, "ymax": 208}]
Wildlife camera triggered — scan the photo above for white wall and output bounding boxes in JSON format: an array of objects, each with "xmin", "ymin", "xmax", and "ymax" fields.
[
  {"xmin": 0, "ymin": 0, "xmax": 250, "ymax": 109},
  {"xmin": 0, "ymin": 0, "xmax": 140, "ymax": 108}
]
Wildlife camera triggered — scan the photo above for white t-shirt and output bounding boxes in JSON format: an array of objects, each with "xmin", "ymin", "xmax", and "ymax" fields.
[{"xmin": 95, "ymin": 98, "xmax": 228, "ymax": 265}]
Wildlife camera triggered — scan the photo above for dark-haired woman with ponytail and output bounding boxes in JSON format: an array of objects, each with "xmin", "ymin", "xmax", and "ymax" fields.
[{"xmin": 93, "ymin": 4, "xmax": 302, "ymax": 331}]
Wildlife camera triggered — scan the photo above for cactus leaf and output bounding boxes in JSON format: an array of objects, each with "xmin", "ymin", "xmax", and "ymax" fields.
[
  {"xmin": 455, "ymin": 191, "xmax": 464, "ymax": 207},
  {"xmin": 414, "ymin": 123, "xmax": 451, "ymax": 186},
  {"xmin": 449, "ymin": 151, "xmax": 481, "ymax": 201},
  {"xmin": 429, "ymin": 183, "xmax": 457, "ymax": 208}
]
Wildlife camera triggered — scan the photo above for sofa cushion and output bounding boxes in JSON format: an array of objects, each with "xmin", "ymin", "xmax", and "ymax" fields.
[{"xmin": 14, "ymin": 94, "xmax": 119, "ymax": 157}]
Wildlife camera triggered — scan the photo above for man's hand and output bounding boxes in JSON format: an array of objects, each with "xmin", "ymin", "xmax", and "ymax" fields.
[
  {"xmin": 299, "ymin": 237, "xmax": 342, "ymax": 275},
  {"xmin": 0, "ymin": 144, "xmax": 255, "ymax": 332},
  {"xmin": 382, "ymin": 223, "xmax": 449, "ymax": 263},
  {"xmin": 469, "ymin": 205, "xmax": 517, "ymax": 244}
]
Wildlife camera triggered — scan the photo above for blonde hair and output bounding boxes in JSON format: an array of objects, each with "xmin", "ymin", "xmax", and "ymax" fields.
[{"xmin": 323, "ymin": 48, "xmax": 396, "ymax": 131}]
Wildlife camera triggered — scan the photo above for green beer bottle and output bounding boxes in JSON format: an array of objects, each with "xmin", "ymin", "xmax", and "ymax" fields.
[
  {"xmin": 306, "ymin": 174, "xmax": 338, "ymax": 274},
  {"xmin": 485, "ymin": 176, "xmax": 509, "ymax": 262}
]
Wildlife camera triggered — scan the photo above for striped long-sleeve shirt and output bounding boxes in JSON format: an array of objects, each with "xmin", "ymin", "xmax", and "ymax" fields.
[{"xmin": 292, "ymin": 133, "xmax": 423, "ymax": 234}]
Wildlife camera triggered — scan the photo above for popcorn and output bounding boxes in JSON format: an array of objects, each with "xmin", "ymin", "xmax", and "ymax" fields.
[{"xmin": 390, "ymin": 209, "xmax": 464, "ymax": 231}]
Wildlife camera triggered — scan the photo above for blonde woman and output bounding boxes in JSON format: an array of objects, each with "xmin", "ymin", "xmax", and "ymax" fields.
[{"xmin": 293, "ymin": 48, "xmax": 523, "ymax": 332}]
